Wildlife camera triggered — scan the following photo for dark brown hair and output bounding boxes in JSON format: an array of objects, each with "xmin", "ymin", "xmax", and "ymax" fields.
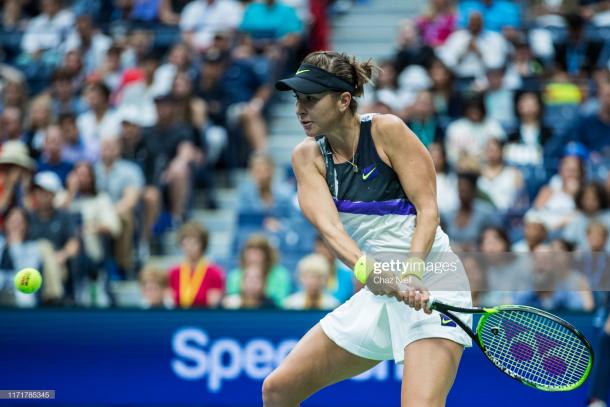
[
  {"xmin": 239, "ymin": 234, "xmax": 278, "ymax": 277},
  {"xmin": 302, "ymin": 51, "xmax": 379, "ymax": 113}
]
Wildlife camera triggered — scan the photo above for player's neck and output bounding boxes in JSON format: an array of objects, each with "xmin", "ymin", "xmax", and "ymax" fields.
[{"xmin": 325, "ymin": 114, "xmax": 360, "ymax": 159}]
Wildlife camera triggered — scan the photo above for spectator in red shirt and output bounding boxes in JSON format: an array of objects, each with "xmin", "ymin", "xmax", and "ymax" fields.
[{"xmin": 168, "ymin": 222, "xmax": 225, "ymax": 308}]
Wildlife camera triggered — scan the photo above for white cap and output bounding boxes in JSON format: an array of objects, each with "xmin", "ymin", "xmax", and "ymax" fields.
[{"xmin": 33, "ymin": 171, "xmax": 63, "ymax": 194}]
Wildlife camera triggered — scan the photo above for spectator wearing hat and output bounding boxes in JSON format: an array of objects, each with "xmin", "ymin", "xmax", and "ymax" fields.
[
  {"xmin": 0, "ymin": 140, "xmax": 35, "ymax": 226},
  {"xmin": 36, "ymin": 125, "xmax": 74, "ymax": 186},
  {"xmin": 26, "ymin": 171, "xmax": 80, "ymax": 302},
  {"xmin": 94, "ymin": 137, "xmax": 144, "ymax": 276}
]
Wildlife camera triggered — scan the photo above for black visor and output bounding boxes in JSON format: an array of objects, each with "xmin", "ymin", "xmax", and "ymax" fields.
[{"xmin": 275, "ymin": 64, "xmax": 355, "ymax": 94}]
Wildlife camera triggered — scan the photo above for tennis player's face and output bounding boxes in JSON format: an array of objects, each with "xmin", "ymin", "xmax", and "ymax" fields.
[{"xmin": 294, "ymin": 92, "xmax": 340, "ymax": 137}]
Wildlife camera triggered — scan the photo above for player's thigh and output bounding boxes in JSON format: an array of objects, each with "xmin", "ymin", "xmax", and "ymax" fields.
[
  {"xmin": 401, "ymin": 338, "xmax": 464, "ymax": 407},
  {"xmin": 264, "ymin": 323, "xmax": 380, "ymax": 400}
]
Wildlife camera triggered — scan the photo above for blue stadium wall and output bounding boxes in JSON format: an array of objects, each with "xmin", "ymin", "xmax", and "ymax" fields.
[{"xmin": 0, "ymin": 310, "xmax": 601, "ymax": 406}]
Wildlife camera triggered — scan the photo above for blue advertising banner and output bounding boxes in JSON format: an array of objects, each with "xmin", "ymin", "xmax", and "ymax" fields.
[{"xmin": 0, "ymin": 310, "xmax": 600, "ymax": 406}]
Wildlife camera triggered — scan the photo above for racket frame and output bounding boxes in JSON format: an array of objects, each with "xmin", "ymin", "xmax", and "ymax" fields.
[{"xmin": 427, "ymin": 296, "xmax": 594, "ymax": 392}]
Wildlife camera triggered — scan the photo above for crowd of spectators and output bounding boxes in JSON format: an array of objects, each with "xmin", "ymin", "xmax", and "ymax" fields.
[{"xmin": 1, "ymin": 0, "xmax": 610, "ymax": 323}]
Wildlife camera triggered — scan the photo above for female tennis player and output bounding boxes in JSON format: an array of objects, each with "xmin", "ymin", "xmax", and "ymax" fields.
[{"xmin": 262, "ymin": 51, "xmax": 472, "ymax": 406}]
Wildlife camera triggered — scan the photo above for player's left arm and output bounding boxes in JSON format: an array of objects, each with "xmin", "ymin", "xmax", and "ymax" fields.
[{"xmin": 374, "ymin": 114, "xmax": 439, "ymax": 257}]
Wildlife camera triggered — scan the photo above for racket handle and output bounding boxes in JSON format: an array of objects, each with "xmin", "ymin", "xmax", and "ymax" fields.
[{"xmin": 426, "ymin": 295, "xmax": 438, "ymax": 312}]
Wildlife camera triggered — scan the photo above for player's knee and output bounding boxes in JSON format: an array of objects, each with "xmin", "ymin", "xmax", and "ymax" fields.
[{"xmin": 262, "ymin": 373, "xmax": 292, "ymax": 406}]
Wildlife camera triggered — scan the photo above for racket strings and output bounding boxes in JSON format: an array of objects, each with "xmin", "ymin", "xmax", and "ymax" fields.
[{"xmin": 479, "ymin": 310, "xmax": 590, "ymax": 390}]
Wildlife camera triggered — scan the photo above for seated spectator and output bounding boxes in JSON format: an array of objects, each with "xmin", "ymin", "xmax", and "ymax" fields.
[
  {"xmin": 49, "ymin": 69, "xmax": 87, "ymax": 118},
  {"xmin": 477, "ymin": 138, "xmax": 525, "ymax": 213},
  {"xmin": 114, "ymin": 0, "xmax": 160, "ymax": 23},
  {"xmin": 362, "ymin": 60, "xmax": 413, "ymax": 118},
  {"xmin": 159, "ymin": 0, "xmax": 192, "ymax": 25},
  {"xmin": 444, "ymin": 93, "xmax": 505, "ymax": 168},
  {"xmin": 197, "ymin": 48, "xmax": 271, "ymax": 153},
  {"xmin": 95, "ymin": 137, "xmax": 144, "ymax": 276},
  {"xmin": 553, "ymin": 13, "xmax": 604, "ymax": 79},
  {"xmin": 512, "ymin": 210, "xmax": 548, "ymax": 252},
  {"xmin": 36, "ymin": 125, "xmax": 74, "ymax": 185},
  {"xmin": 153, "ymin": 43, "xmax": 197, "ymax": 97},
  {"xmin": 140, "ymin": 93, "xmax": 202, "ymax": 223},
  {"xmin": 532, "ymin": 154, "xmax": 583, "ymax": 231},
  {"xmin": 90, "ymin": 45, "xmax": 124, "ymax": 93},
  {"xmin": 416, "ymin": 0, "xmax": 456, "ymax": 47},
  {"xmin": 444, "ymin": 171, "xmax": 500, "ymax": 251},
  {"xmin": 139, "ymin": 264, "xmax": 173, "ymax": 308},
  {"xmin": 457, "ymin": 0, "xmax": 522, "ymax": 36},
  {"xmin": 169, "ymin": 222, "xmax": 225, "ymax": 308},
  {"xmin": 179, "ymin": 0, "xmax": 243, "ymax": 51},
  {"xmin": 238, "ymin": 152, "xmax": 292, "ymax": 222},
  {"xmin": 118, "ymin": 51, "xmax": 164, "ymax": 127},
  {"xmin": 406, "ymin": 90, "xmax": 444, "ymax": 147},
  {"xmin": 77, "ymin": 82, "xmax": 121, "ymax": 160},
  {"xmin": 0, "ymin": 207, "xmax": 42, "ymax": 307},
  {"xmin": 479, "ymin": 226, "xmax": 532, "ymax": 305},
  {"xmin": 24, "ymin": 94, "xmax": 53, "ymax": 157},
  {"xmin": 505, "ymin": 91, "xmax": 552, "ymax": 167},
  {"xmin": 239, "ymin": 0, "xmax": 304, "ymax": 50},
  {"xmin": 58, "ymin": 162, "xmax": 121, "ymax": 271},
  {"xmin": 575, "ymin": 80, "xmax": 610, "ymax": 163},
  {"xmin": 222, "ymin": 264, "xmax": 276, "ymax": 309},
  {"xmin": 26, "ymin": 171, "xmax": 80, "ymax": 303},
  {"xmin": 63, "ymin": 13, "xmax": 112, "ymax": 76},
  {"xmin": 283, "ymin": 254, "xmax": 339, "ymax": 310},
  {"xmin": 313, "ymin": 235, "xmax": 354, "ymax": 303},
  {"xmin": 429, "ymin": 141, "xmax": 459, "ymax": 217},
  {"xmin": 0, "ymin": 140, "xmax": 35, "ymax": 224},
  {"xmin": 170, "ymin": 71, "xmax": 208, "ymax": 138},
  {"xmin": 427, "ymin": 58, "xmax": 462, "ymax": 125},
  {"xmin": 18, "ymin": 0, "xmax": 74, "ymax": 67},
  {"xmin": 0, "ymin": 81, "xmax": 28, "ymax": 114},
  {"xmin": 478, "ymin": 66, "xmax": 517, "ymax": 128},
  {"xmin": 226, "ymin": 234, "xmax": 292, "ymax": 306},
  {"xmin": 563, "ymin": 182, "xmax": 610, "ymax": 250},
  {"xmin": 504, "ymin": 37, "xmax": 545, "ymax": 91},
  {"xmin": 116, "ymin": 107, "xmax": 160, "ymax": 255},
  {"xmin": 514, "ymin": 242, "xmax": 594, "ymax": 311},
  {"xmin": 461, "ymin": 253, "xmax": 487, "ymax": 306},
  {"xmin": 0, "ymin": 106, "xmax": 26, "ymax": 143},
  {"xmin": 437, "ymin": 11, "xmax": 510, "ymax": 79},
  {"xmin": 393, "ymin": 19, "xmax": 435, "ymax": 74},
  {"xmin": 58, "ymin": 113, "xmax": 95, "ymax": 164},
  {"xmin": 577, "ymin": 222, "xmax": 610, "ymax": 308}
]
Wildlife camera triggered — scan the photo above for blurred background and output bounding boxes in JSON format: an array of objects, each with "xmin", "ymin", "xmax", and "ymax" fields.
[{"xmin": 0, "ymin": 0, "xmax": 610, "ymax": 405}]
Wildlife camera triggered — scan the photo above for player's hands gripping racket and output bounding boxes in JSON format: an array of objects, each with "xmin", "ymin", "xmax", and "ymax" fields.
[{"xmin": 425, "ymin": 296, "xmax": 594, "ymax": 391}]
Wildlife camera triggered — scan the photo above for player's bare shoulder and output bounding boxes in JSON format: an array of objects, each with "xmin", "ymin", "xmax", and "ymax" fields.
[
  {"xmin": 371, "ymin": 113, "xmax": 410, "ymax": 144},
  {"xmin": 291, "ymin": 137, "xmax": 325, "ymax": 176}
]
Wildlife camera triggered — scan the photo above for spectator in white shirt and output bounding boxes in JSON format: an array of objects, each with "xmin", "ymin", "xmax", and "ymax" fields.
[
  {"xmin": 63, "ymin": 14, "xmax": 112, "ymax": 76},
  {"xmin": 77, "ymin": 82, "xmax": 121, "ymax": 160},
  {"xmin": 180, "ymin": 0, "xmax": 243, "ymax": 51},
  {"xmin": 20, "ymin": 0, "xmax": 74, "ymax": 62},
  {"xmin": 445, "ymin": 94, "xmax": 506, "ymax": 169},
  {"xmin": 436, "ymin": 10, "xmax": 509, "ymax": 79}
]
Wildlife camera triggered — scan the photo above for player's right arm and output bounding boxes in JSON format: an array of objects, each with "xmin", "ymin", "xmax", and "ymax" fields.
[{"xmin": 291, "ymin": 139, "xmax": 400, "ymax": 298}]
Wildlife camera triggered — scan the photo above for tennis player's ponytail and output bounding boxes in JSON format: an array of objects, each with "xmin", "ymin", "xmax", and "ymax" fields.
[{"xmin": 302, "ymin": 51, "xmax": 379, "ymax": 113}]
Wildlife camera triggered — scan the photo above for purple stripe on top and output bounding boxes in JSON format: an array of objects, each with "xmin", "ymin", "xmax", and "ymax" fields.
[{"xmin": 333, "ymin": 198, "xmax": 417, "ymax": 216}]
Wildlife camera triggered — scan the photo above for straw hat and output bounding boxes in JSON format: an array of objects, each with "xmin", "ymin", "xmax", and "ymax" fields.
[{"xmin": 0, "ymin": 140, "xmax": 35, "ymax": 171}]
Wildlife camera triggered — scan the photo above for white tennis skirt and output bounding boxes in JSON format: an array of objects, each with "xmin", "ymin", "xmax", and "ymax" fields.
[{"xmin": 320, "ymin": 228, "xmax": 473, "ymax": 363}]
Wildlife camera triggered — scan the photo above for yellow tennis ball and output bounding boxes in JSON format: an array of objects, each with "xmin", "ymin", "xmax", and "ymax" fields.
[{"xmin": 14, "ymin": 268, "xmax": 43, "ymax": 294}]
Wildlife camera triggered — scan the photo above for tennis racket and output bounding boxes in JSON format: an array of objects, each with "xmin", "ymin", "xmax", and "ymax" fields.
[{"xmin": 426, "ymin": 296, "xmax": 594, "ymax": 392}]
